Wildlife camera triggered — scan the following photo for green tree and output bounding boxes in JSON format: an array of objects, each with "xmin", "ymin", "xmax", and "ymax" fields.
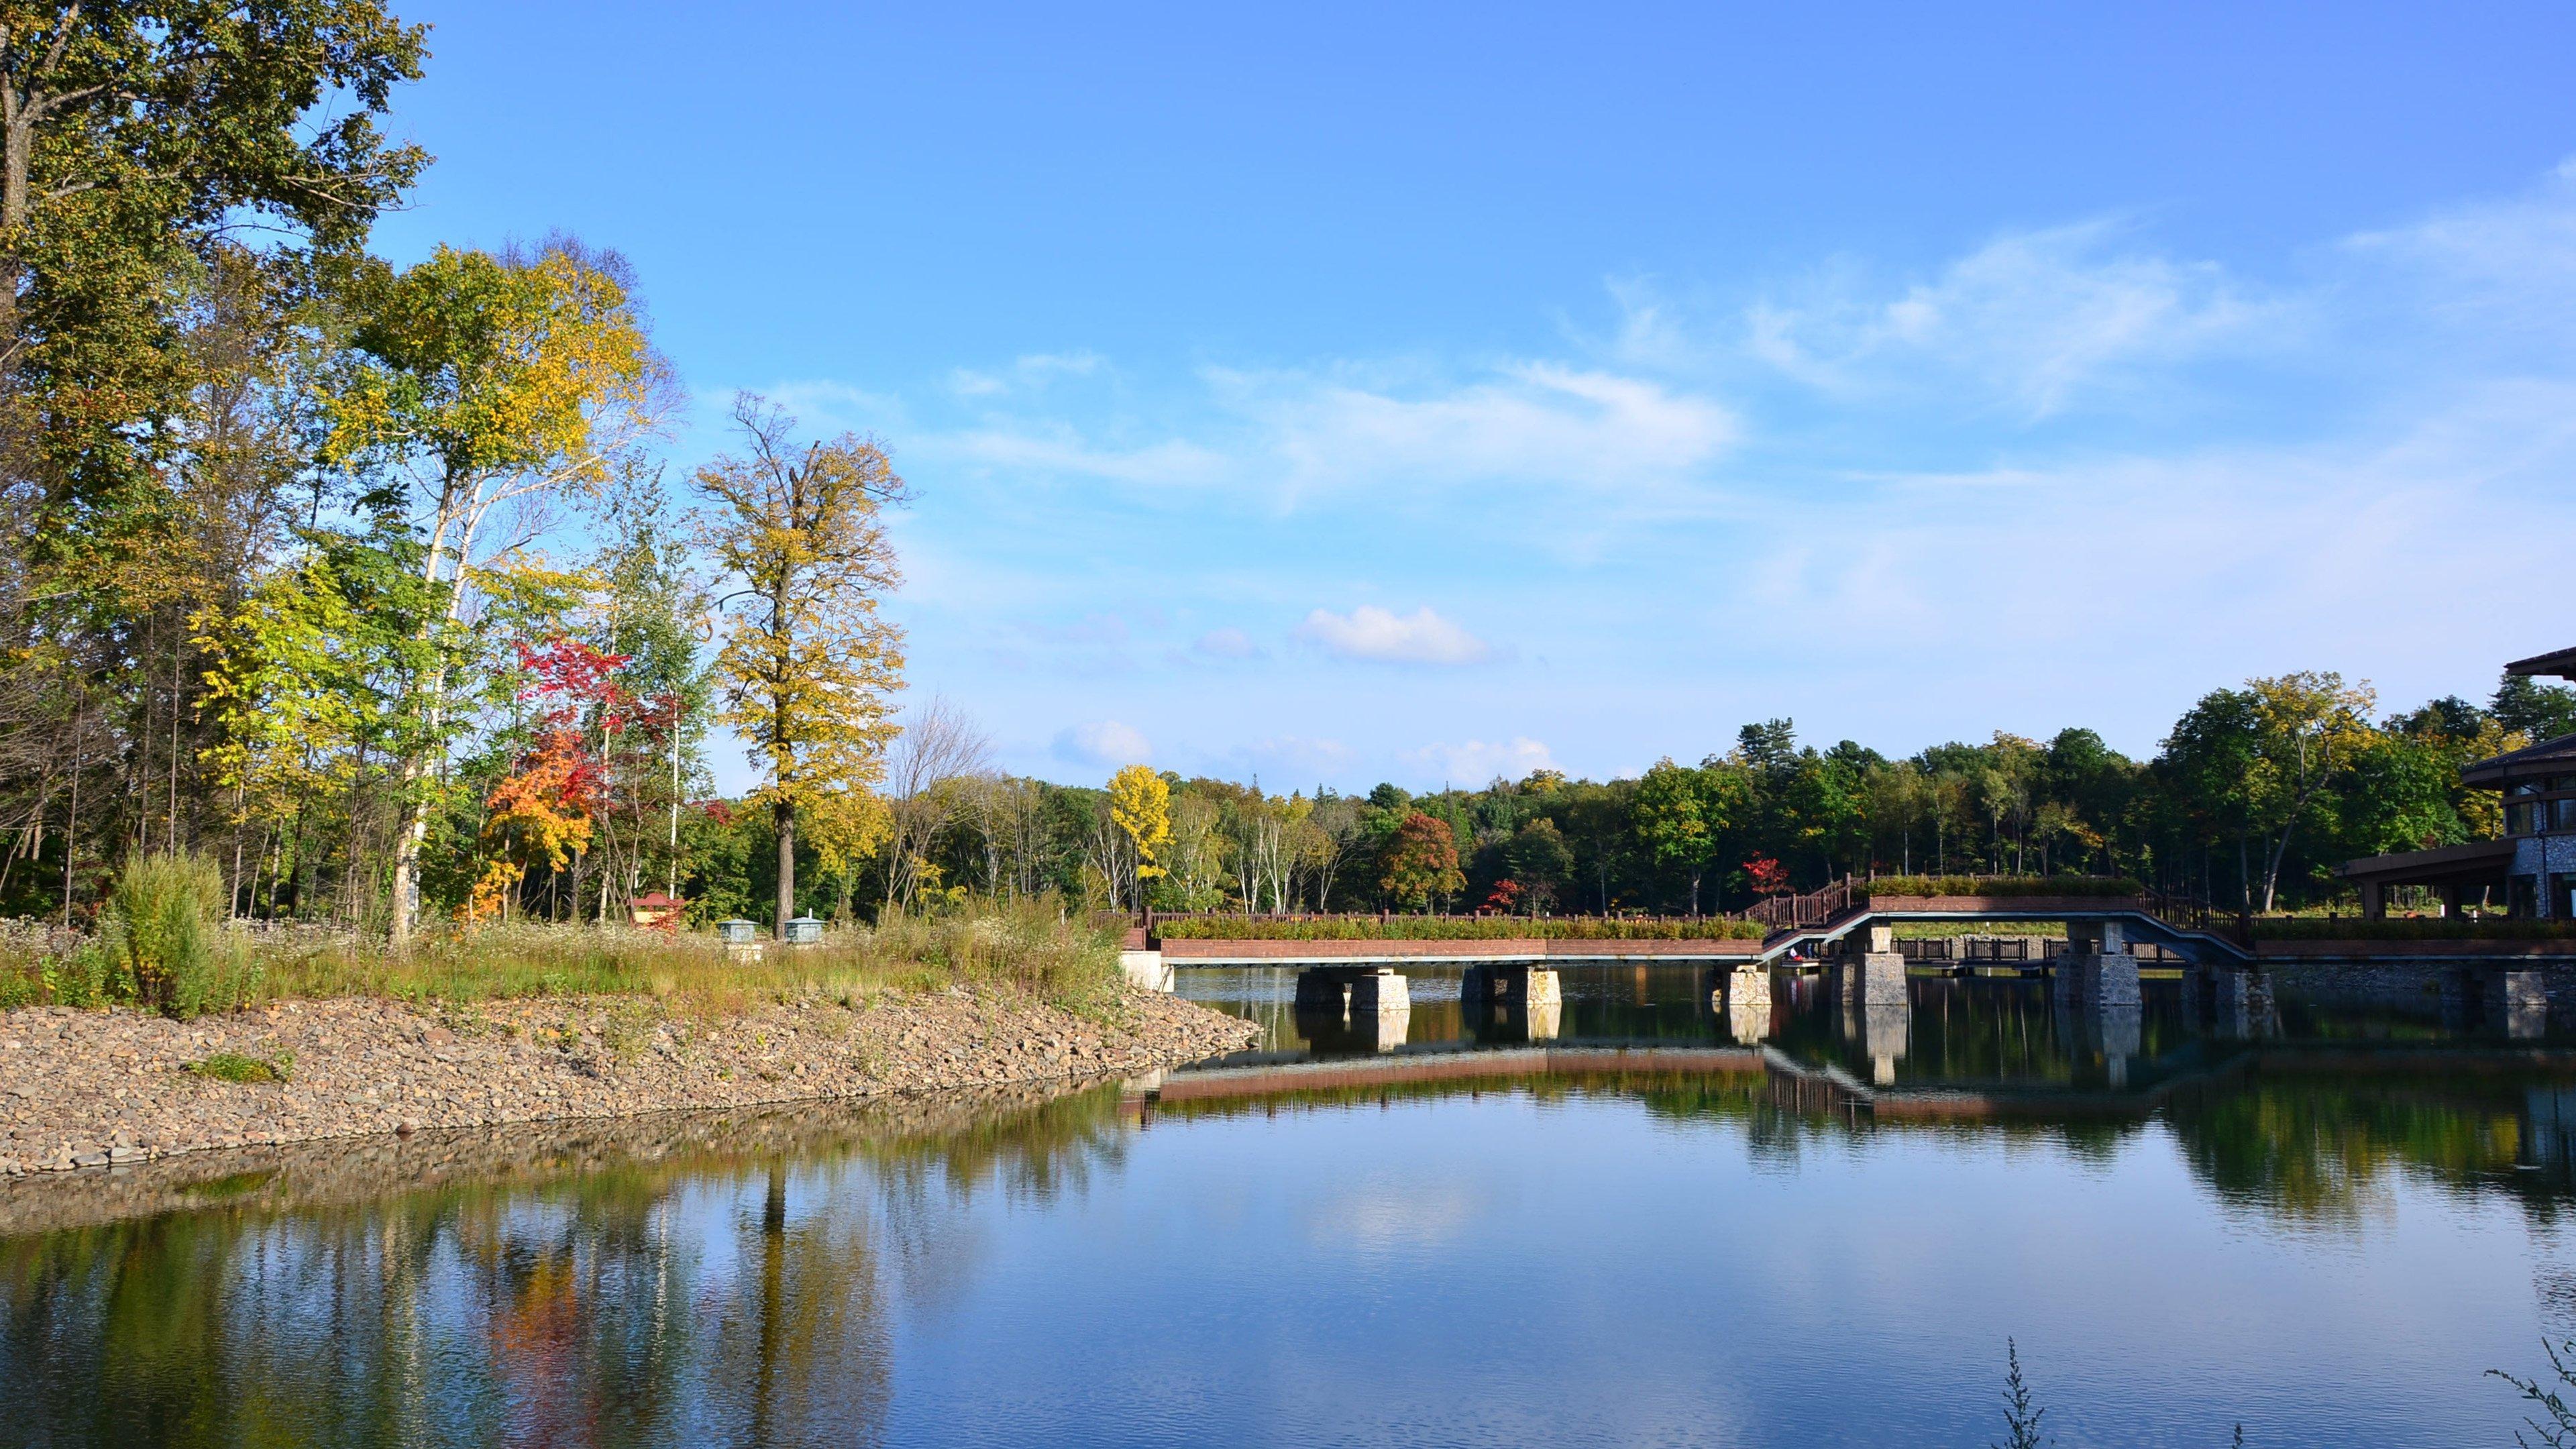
[
  {"xmin": 2163, "ymin": 672, "xmax": 2377, "ymax": 912},
  {"xmin": 1504, "ymin": 817, "xmax": 1572, "ymax": 914},
  {"xmin": 697, "ymin": 395, "xmax": 907, "ymax": 934},
  {"xmin": 1, "ymin": 0, "xmax": 426, "ymax": 494},
  {"xmin": 2492, "ymin": 672, "xmax": 2576, "ymax": 741},
  {"xmin": 1633, "ymin": 758, "xmax": 1711, "ymax": 913}
]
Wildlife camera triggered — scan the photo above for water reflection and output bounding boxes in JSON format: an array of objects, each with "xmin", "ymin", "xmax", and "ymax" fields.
[
  {"xmin": 0, "ymin": 1088, "xmax": 1125, "ymax": 1448},
  {"xmin": 9, "ymin": 995, "xmax": 2576, "ymax": 1445},
  {"xmin": 5, "ymin": 1041, "xmax": 2576, "ymax": 1433}
]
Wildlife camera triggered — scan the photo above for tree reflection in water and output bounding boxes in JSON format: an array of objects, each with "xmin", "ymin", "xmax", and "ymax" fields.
[
  {"xmin": 0, "ymin": 1085, "xmax": 1128, "ymax": 1448},
  {"xmin": 8, "ymin": 1056, "xmax": 2576, "ymax": 1445}
]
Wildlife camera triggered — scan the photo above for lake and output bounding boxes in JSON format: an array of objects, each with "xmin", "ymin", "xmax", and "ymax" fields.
[{"xmin": 5, "ymin": 964, "xmax": 2575, "ymax": 1446}]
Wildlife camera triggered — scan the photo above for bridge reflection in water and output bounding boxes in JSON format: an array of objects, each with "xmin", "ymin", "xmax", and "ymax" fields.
[{"xmin": 1175, "ymin": 947, "xmax": 2573, "ymax": 1110}]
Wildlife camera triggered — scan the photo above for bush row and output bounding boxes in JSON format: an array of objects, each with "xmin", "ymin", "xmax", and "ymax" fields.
[
  {"xmin": 1860, "ymin": 876, "xmax": 2145, "ymax": 900},
  {"xmin": 1149, "ymin": 915, "xmax": 1768, "ymax": 941},
  {"xmin": 2248, "ymin": 917, "xmax": 2576, "ymax": 941}
]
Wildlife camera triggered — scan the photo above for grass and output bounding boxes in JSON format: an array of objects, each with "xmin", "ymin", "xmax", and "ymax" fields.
[
  {"xmin": 1148, "ymin": 914, "xmax": 1768, "ymax": 942},
  {"xmin": 185, "ymin": 1051, "xmax": 293, "ymax": 1084},
  {"xmin": 0, "ymin": 896, "xmax": 1127, "ymax": 1022}
]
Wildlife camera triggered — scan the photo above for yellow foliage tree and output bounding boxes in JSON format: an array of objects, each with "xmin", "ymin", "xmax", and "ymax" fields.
[
  {"xmin": 1109, "ymin": 765, "xmax": 1171, "ymax": 910},
  {"xmin": 696, "ymin": 395, "xmax": 907, "ymax": 936}
]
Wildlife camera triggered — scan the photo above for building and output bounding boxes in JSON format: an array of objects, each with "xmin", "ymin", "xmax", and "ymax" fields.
[{"xmin": 2339, "ymin": 645, "xmax": 2576, "ymax": 919}]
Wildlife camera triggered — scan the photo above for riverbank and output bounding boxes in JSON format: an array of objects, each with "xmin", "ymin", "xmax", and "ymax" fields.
[{"xmin": 0, "ymin": 984, "xmax": 1257, "ymax": 1177}]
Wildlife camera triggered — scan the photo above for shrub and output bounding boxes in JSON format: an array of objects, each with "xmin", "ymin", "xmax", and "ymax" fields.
[
  {"xmin": 110, "ymin": 853, "xmax": 231, "ymax": 1017},
  {"xmin": 185, "ymin": 1051, "xmax": 293, "ymax": 1084},
  {"xmin": 1862, "ymin": 875, "xmax": 2143, "ymax": 900}
]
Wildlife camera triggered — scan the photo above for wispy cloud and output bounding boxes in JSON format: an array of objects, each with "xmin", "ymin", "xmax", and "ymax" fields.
[
  {"xmin": 1404, "ymin": 737, "xmax": 1555, "ymax": 786},
  {"xmin": 1191, "ymin": 627, "xmax": 1261, "ymax": 659},
  {"xmin": 1296, "ymin": 605, "xmax": 1492, "ymax": 665},
  {"xmin": 1219, "ymin": 360, "xmax": 1738, "ymax": 502},
  {"xmin": 1742, "ymin": 221, "xmax": 2276, "ymax": 417},
  {"xmin": 1053, "ymin": 720, "xmax": 1151, "ymax": 768}
]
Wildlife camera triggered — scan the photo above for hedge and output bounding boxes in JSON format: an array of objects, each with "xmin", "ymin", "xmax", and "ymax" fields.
[
  {"xmin": 2248, "ymin": 917, "xmax": 2576, "ymax": 942},
  {"xmin": 1148, "ymin": 916, "xmax": 1768, "ymax": 942},
  {"xmin": 1861, "ymin": 876, "xmax": 2145, "ymax": 899}
]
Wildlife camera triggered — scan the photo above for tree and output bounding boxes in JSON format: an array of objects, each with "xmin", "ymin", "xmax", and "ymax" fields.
[
  {"xmin": 2163, "ymin": 672, "xmax": 2377, "ymax": 913},
  {"xmin": 1108, "ymin": 764, "xmax": 1171, "ymax": 912},
  {"xmin": 2493, "ymin": 673, "xmax": 2576, "ymax": 742},
  {"xmin": 881, "ymin": 697, "xmax": 992, "ymax": 914},
  {"xmin": 697, "ymin": 395, "xmax": 906, "ymax": 935},
  {"xmin": 1, "ymin": 1, "xmax": 426, "ymax": 493},
  {"xmin": 1505, "ymin": 818, "xmax": 1572, "ymax": 914},
  {"xmin": 1380, "ymin": 812, "xmax": 1464, "ymax": 912},
  {"xmin": 1634, "ymin": 758, "xmax": 1713, "ymax": 914},
  {"xmin": 331, "ymin": 237, "xmax": 671, "ymax": 944}
]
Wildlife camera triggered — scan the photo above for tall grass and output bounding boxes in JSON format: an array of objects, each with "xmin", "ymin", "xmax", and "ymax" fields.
[{"xmin": 0, "ymin": 894, "xmax": 1123, "ymax": 1021}]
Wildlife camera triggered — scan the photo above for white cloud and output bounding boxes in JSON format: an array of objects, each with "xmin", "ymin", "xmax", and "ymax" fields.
[
  {"xmin": 741, "ymin": 380, "xmax": 910, "ymax": 437},
  {"xmin": 931, "ymin": 424, "xmax": 1232, "ymax": 488},
  {"xmin": 1223, "ymin": 360, "xmax": 1737, "ymax": 501},
  {"xmin": 1053, "ymin": 720, "xmax": 1152, "ymax": 767},
  {"xmin": 1742, "ymin": 221, "xmax": 2274, "ymax": 417},
  {"xmin": 2343, "ymin": 158, "xmax": 2576, "ymax": 333},
  {"xmin": 1405, "ymin": 737, "xmax": 1556, "ymax": 787},
  {"xmin": 1296, "ymin": 605, "xmax": 1492, "ymax": 665},
  {"xmin": 1191, "ymin": 627, "xmax": 1260, "ymax": 659}
]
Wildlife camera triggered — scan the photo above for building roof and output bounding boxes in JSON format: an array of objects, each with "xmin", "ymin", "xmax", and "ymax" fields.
[
  {"xmin": 2460, "ymin": 731, "xmax": 2576, "ymax": 788},
  {"xmin": 2335, "ymin": 837, "xmax": 2516, "ymax": 885},
  {"xmin": 2506, "ymin": 645, "xmax": 2576, "ymax": 680}
]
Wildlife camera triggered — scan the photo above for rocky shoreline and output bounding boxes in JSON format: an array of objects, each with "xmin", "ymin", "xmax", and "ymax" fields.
[{"xmin": 0, "ymin": 985, "xmax": 1258, "ymax": 1179}]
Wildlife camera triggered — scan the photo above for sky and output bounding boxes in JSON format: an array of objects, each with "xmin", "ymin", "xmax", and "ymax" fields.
[{"xmin": 368, "ymin": 1, "xmax": 2576, "ymax": 794}]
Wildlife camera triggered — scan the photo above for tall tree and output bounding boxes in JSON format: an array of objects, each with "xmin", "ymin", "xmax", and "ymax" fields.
[
  {"xmin": 332, "ymin": 238, "xmax": 671, "ymax": 943},
  {"xmin": 2163, "ymin": 672, "xmax": 2377, "ymax": 913},
  {"xmin": 696, "ymin": 395, "xmax": 906, "ymax": 935},
  {"xmin": 1634, "ymin": 757, "xmax": 1713, "ymax": 914},
  {"xmin": 0, "ymin": 0, "xmax": 425, "ymax": 490}
]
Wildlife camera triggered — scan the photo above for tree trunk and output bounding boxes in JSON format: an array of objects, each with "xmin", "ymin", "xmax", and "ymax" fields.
[{"xmin": 773, "ymin": 798, "xmax": 795, "ymax": 935}]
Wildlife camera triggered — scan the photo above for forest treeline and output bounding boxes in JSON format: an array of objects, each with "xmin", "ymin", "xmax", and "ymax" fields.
[
  {"xmin": 5, "ymin": 6, "xmax": 2573, "ymax": 938},
  {"xmin": 861, "ymin": 669, "xmax": 2573, "ymax": 924}
]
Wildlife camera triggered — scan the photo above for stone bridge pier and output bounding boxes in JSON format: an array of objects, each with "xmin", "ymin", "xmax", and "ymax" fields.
[
  {"xmin": 1292, "ymin": 966, "xmax": 1411, "ymax": 1052},
  {"xmin": 2486, "ymin": 969, "xmax": 2548, "ymax": 1040},
  {"xmin": 2055, "ymin": 920, "xmax": 2142, "ymax": 1008},
  {"xmin": 1460, "ymin": 964, "xmax": 1562, "ymax": 1010},
  {"xmin": 1293, "ymin": 965, "xmax": 1413, "ymax": 1014},
  {"xmin": 1833, "ymin": 924, "xmax": 1908, "ymax": 1006},
  {"xmin": 2204, "ymin": 966, "xmax": 2277, "ymax": 1040},
  {"xmin": 1705, "ymin": 965, "xmax": 1773, "ymax": 1044}
]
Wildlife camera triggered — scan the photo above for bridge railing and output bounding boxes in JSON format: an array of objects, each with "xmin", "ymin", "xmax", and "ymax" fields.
[{"xmin": 1743, "ymin": 875, "xmax": 1861, "ymax": 934}]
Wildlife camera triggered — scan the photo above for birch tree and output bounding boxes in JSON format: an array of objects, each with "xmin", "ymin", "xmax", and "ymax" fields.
[{"xmin": 329, "ymin": 238, "xmax": 669, "ymax": 943}]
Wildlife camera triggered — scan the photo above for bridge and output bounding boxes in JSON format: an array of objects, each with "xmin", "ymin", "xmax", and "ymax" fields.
[{"xmin": 1740, "ymin": 879, "xmax": 2254, "ymax": 967}]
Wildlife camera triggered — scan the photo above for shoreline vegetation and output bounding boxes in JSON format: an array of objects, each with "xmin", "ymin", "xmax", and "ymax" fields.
[{"xmin": 0, "ymin": 887, "xmax": 1263, "ymax": 1176}]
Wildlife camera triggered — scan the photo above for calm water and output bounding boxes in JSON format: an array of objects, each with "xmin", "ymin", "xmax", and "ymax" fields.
[{"xmin": 7, "ymin": 967, "xmax": 2576, "ymax": 1446}]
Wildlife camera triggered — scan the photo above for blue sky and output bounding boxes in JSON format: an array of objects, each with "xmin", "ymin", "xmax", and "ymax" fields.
[{"xmin": 372, "ymin": 2, "xmax": 2576, "ymax": 792}]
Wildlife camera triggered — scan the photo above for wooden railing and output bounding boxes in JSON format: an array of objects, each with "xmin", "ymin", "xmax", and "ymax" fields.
[{"xmin": 1743, "ymin": 875, "xmax": 1861, "ymax": 934}]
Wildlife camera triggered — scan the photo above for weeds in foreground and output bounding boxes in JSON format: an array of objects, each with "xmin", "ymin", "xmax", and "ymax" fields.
[
  {"xmin": 2492, "ymin": 1338, "xmax": 2576, "ymax": 1446},
  {"xmin": 1992, "ymin": 1342, "xmax": 2244, "ymax": 1446},
  {"xmin": 1994, "ymin": 1339, "xmax": 2047, "ymax": 1449}
]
